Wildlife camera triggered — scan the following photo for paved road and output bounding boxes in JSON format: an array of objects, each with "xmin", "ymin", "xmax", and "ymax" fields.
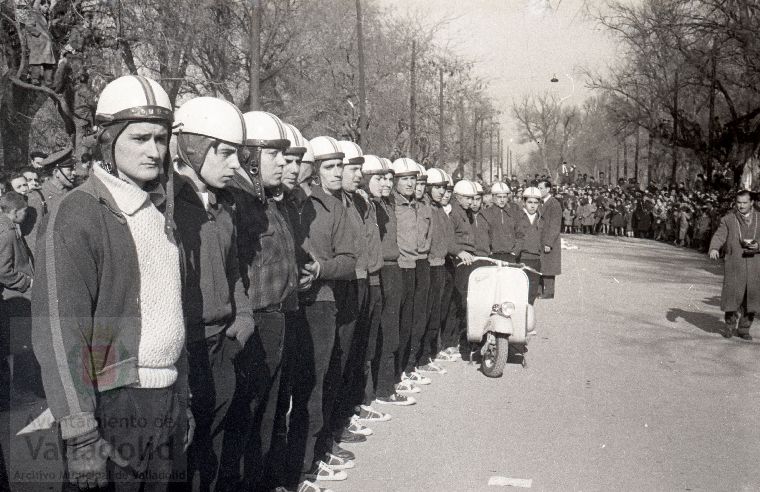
[
  {"xmin": 330, "ymin": 234, "xmax": 760, "ymax": 492},
  {"xmin": 2, "ymin": 234, "xmax": 758, "ymax": 491}
]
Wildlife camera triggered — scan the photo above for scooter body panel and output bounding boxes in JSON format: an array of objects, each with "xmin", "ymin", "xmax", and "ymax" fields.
[{"xmin": 467, "ymin": 265, "xmax": 530, "ymax": 344}]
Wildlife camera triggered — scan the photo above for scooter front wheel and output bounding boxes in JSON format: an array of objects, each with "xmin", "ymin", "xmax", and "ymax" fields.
[{"xmin": 481, "ymin": 332, "xmax": 509, "ymax": 378}]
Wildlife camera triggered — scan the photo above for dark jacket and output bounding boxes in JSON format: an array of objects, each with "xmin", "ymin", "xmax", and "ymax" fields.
[
  {"xmin": 341, "ymin": 191, "xmax": 370, "ymax": 279},
  {"xmin": 0, "ymin": 215, "xmax": 33, "ymax": 298},
  {"xmin": 428, "ymin": 201, "xmax": 456, "ymax": 266},
  {"xmin": 290, "ymin": 185, "xmax": 357, "ymax": 302},
  {"xmin": 360, "ymin": 193, "xmax": 383, "ymax": 275},
  {"xmin": 31, "ymin": 172, "xmax": 187, "ymax": 440},
  {"xmin": 482, "ymin": 203, "xmax": 519, "ymax": 255},
  {"xmin": 449, "ymin": 199, "xmax": 475, "ymax": 255},
  {"xmin": 473, "ymin": 210, "xmax": 491, "ymax": 257},
  {"xmin": 539, "ymin": 195, "xmax": 562, "ymax": 275},
  {"xmin": 373, "ymin": 196, "xmax": 399, "ymax": 263},
  {"xmin": 709, "ymin": 210, "xmax": 760, "ymax": 313},
  {"xmin": 20, "ymin": 188, "xmax": 46, "ymax": 256},
  {"xmin": 174, "ymin": 177, "xmax": 238, "ymax": 342},
  {"xmin": 234, "ymin": 187, "xmax": 298, "ymax": 312},
  {"xmin": 515, "ymin": 210, "xmax": 544, "ymax": 262}
]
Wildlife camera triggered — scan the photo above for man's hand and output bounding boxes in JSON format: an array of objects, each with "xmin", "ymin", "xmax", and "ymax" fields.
[
  {"xmin": 544, "ymin": 245, "xmax": 552, "ymax": 253},
  {"xmin": 226, "ymin": 316, "xmax": 256, "ymax": 347},
  {"xmin": 66, "ymin": 430, "xmax": 128, "ymax": 490},
  {"xmin": 184, "ymin": 408, "xmax": 195, "ymax": 453},
  {"xmin": 457, "ymin": 251, "xmax": 475, "ymax": 265},
  {"xmin": 709, "ymin": 249, "xmax": 720, "ymax": 260}
]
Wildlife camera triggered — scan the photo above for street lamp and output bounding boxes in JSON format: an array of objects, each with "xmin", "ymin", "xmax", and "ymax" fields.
[{"xmin": 550, "ymin": 73, "xmax": 575, "ymax": 103}]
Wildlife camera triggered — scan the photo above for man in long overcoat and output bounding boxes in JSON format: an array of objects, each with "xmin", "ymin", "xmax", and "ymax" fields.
[
  {"xmin": 709, "ymin": 190, "xmax": 760, "ymax": 340},
  {"xmin": 538, "ymin": 180, "xmax": 562, "ymax": 299}
]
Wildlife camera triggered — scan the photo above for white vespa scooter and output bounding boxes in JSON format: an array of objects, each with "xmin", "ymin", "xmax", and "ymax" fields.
[{"xmin": 465, "ymin": 257, "xmax": 538, "ymax": 378}]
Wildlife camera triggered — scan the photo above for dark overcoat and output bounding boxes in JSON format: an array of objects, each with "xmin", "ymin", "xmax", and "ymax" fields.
[
  {"xmin": 540, "ymin": 195, "xmax": 562, "ymax": 276},
  {"xmin": 708, "ymin": 210, "xmax": 760, "ymax": 313}
]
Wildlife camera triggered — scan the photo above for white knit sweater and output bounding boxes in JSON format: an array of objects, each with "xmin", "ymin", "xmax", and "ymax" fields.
[{"xmin": 95, "ymin": 166, "xmax": 185, "ymax": 388}]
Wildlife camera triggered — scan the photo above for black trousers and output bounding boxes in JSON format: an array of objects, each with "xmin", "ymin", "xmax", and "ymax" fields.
[
  {"xmin": 725, "ymin": 288, "xmax": 756, "ymax": 335},
  {"xmin": 522, "ymin": 258, "xmax": 541, "ymax": 305},
  {"xmin": 186, "ymin": 332, "xmax": 241, "ymax": 492},
  {"xmin": 395, "ymin": 268, "xmax": 416, "ymax": 380},
  {"xmin": 421, "ymin": 265, "xmax": 447, "ymax": 364},
  {"xmin": 220, "ymin": 311, "xmax": 284, "ymax": 492},
  {"xmin": 62, "ymin": 385, "xmax": 186, "ymax": 492},
  {"xmin": 331, "ymin": 279, "xmax": 368, "ymax": 430},
  {"xmin": 440, "ymin": 260, "xmax": 459, "ymax": 351},
  {"xmin": 362, "ymin": 284, "xmax": 383, "ymax": 405},
  {"xmin": 284, "ymin": 302, "xmax": 336, "ymax": 484},
  {"xmin": 403, "ymin": 259, "xmax": 431, "ymax": 373},
  {"xmin": 541, "ymin": 275, "xmax": 556, "ymax": 299},
  {"xmin": 377, "ymin": 265, "xmax": 402, "ymax": 398}
]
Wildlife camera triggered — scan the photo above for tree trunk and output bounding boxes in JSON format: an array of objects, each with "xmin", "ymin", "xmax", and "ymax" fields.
[
  {"xmin": 355, "ymin": 0, "xmax": 367, "ymax": 145},
  {"xmin": 0, "ymin": 76, "xmax": 45, "ymax": 170},
  {"xmin": 647, "ymin": 130, "xmax": 654, "ymax": 187},
  {"xmin": 438, "ymin": 67, "xmax": 444, "ymax": 168},
  {"xmin": 248, "ymin": 0, "xmax": 262, "ymax": 111},
  {"xmin": 671, "ymin": 71, "xmax": 679, "ymax": 186},
  {"xmin": 623, "ymin": 137, "xmax": 628, "ymax": 179},
  {"xmin": 634, "ymin": 126, "xmax": 640, "ymax": 183},
  {"xmin": 408, "ymin": 40, "xmax": 417, "ymax": 158}
]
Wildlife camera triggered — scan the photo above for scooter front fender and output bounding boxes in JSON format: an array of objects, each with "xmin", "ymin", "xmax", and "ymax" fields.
[{"xmin": 488, "ymin": 314, "xmax": 514, "ymax": 336}]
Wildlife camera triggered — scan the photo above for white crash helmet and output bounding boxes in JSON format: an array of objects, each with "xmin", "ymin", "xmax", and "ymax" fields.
[
  {"xmin": 391, "ymin": 157, "xmax": 419, "ymax": 177},
  {"xmin": 444, "ymin": 171, "xmax": 454, "ymax": 190},
  {"xmin": 453, "ymin": 179, "xmax": 477, "ymax": 197},
  {"xmin": 95, "ymin": 75, "xmax": 173, "ymax": 127},
  {"xmin": 174, "ymin": 97, "xmax": 246, "ymax": 146},
  {"xmin": 425, "ymin": 168, "xmax": 447, "ymax": 186},
  {"xmin": 284, "ymin": 123, "xmax": 307, "ymax": 158},
  {"xmin": 173, "ymin": 97, "xmax": 246, "ymax": 176},
  {"xmin": 491, "ymin": 182, "xmax": 512, "ymax": 195},
  {"xmin": 362, "ymin": 155, "xmax": 387, "ymax": 175},
  {"xmin": 415, "ymin": 162, "xmax": 427, "ymax": 182},
  {"xmin": 474, "ymin": 182, "xmax": 484, "ymax": 195},
  {"xmin": 310, "ymin": 136, "xmax": 345, "ymax": 163},
  {"xmin": 523, "ymin": 186, "xmax": 542, "ymax": 199},
  {"xmin": 338, "ymin": 140, "xmax": 364, "ymax": 165},
  {"xmin": 242, "ymin": 111, "xmax": 290, "ymax": 150},
  {"xmin": 302, "ymin": 139, "xmax": 315, "ymax": 164},
  {"xmin": 380, "ymin": 157, "xmax": 393, "ymax": 171}
]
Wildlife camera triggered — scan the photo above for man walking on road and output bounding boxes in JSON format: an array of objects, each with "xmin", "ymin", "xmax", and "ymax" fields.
[
  {"xmin": 538, "ymin": 180, "xmax": 561, "ymax": 299},
  {"xmin": 709, "ymin": 190, "xmax": 760, "ymax": 340}
]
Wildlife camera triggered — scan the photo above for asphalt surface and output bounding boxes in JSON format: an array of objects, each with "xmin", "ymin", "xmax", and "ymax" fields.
[
  {"xmin": 2, "ymin": 234, "xmax": 759, "ymax": 491},
  {"xmin": 328, "ymin": 234, "xmax": 760, "ymax": 492}
]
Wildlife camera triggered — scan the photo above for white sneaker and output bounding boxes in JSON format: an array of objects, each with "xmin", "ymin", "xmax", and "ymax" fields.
[
  {"xmin": 395, "ymin": 380, "xmax": 421, "ymax": 394},
  {"xmin": 374, "ymin": 392, "xmax": 417, "ymax": 406},
  {"xmin": 347, "ymin": 415, "xmax": 373, "ymax": 436},
  {"xmin": 417, "ymin": 359, "xmax": 447, "ymax": 374},
  {"xmin": 355, "ymin": 404, "xmax": 392, "ymax": 422},
  {"xmin": 324, "ymin": 453, "xmax": 355, "ymax": 470},
  {"xmin": 310, "ymin": 461, "xmax": 348, "ymax": 481},
  {"xmin": 402, "ymin": 371, "xmax": 431, "ymax": 385},
  {"xmin": 298, "ymin": 480, "xmax": 334, "ymax": 492},
  {"xmin": 434, "ymin": 351, "xmax": 457, "ymax": 362}
]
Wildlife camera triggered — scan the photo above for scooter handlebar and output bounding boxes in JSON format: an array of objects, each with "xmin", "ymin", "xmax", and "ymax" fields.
[{"xmin": 460, "ymin": 256, "xmax": 543, "ymax": 276}]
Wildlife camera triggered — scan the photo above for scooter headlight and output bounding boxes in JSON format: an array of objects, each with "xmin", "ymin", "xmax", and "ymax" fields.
[{"xmin": 500, "ymin": 302, "xmax": 516, "ymax": 316}]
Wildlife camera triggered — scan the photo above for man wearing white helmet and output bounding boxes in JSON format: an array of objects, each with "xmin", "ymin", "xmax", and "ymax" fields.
[
  {"xmin": 415, "ymin": 168, "xmax": 455, "ymax": 374},
  {"xmin": 516, "ymin": 186, "xmax": 545, "ymax": 304},
  {"xmin": 282, "ymin": 123, "xmax": 308, "ymax": 193},
  {"xmin": 284, "ymin": 135, "xmax": 357, "ymax": 487},
  {"xmin": 358, "ymin": 156, "xmax": 416, "ymax": 409},
  {"xmin": 482, "ymin": 182, "xmax": 521, "ymax": 263},
  {"xmin": 471, "ymin": 182, "xmax": 491, "ymax": 258},
  {"xmin": 171, "ymin": 96, "xmax": 249, "ymax": 491},
  {"xmin": 32, "ymin": 75, "xmax": 189, "ymax": 490},
  {"xmin": 231, "ymin": 110, "xmax": 299, "ymax": 491},
  {"xmin": 440, "ymin": 179, "xmax": 481, "ymax": 359},
  {"xmin": 390, "ymin": 158, "xmax": 430, "ymax": 390}
]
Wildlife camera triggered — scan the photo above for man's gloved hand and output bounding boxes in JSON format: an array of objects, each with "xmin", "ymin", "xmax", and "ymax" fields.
[
  {"xmin": 66, "ymin": 429, "xmax": 128, "ymax": 490},
  {"xmin": 709, "ymin": 249, "xmax": 720, "ymax": 260},
  {"xmin": 457, "ymin": 251, "xmax": 475, "ymax": 266},
  {"xmin": 226, "ymin": 315, "xmax": 256, "ymax": 347},
  {"xmin": 184, "ymin": 407, "xmax": 195, "ymax": 453}
]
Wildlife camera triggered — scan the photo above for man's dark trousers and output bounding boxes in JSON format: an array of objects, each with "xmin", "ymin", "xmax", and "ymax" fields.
[
  {"xmin": 421, "ymin": 265, "xmax": 447, "ymax": 364},
  {"xmin": 377, "ymin": 265, "xmax": 402, "ymax": 398},
  {"xmin": 404, "ymin": 259, "xmax": 431, "ymax": 372},
  {"xmin": 284, "ymin": 302, "xmax": 336, "ymax": 485},
  {"xmin": 395, "ymin": 268, "xmax": 416, "ymax": 380},
  {"xmin": 186, "ymin": 330, "xmax": 241, "ymax": 491},
  {"xmin": 222, "ymin": 311, "xmax": 284, "ymax": 491}
]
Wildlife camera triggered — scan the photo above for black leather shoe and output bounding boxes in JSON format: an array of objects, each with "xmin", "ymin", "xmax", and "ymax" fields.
[
  {"xmin": 331, "ymin": 441, "xmax": 355, "ymax": 460},
  {"xmin": 737, "ymin": 333, "xmax": 753, "ymax": 341},
  {"xmin": 721, "ymin": 325, "xmax": 734, "ymax": 338},
  {"xmin": 337, "ymin": 429, "xmax": 367, "ymax": 443}
]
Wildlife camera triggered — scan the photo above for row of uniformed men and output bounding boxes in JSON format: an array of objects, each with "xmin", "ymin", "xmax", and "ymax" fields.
[{"xmin": 31, "ymin": 75, "xmax": 547, "ymax": 492}]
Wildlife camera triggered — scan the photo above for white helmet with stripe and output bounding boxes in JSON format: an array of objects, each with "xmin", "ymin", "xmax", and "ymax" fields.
[
  {"xmin": 474, "ymin": 182, "xmax": 484, "ymax": 195},
  {"xmin": 243, "ymin": 111, "xmax": 290, "ymax": 150},
  {"xmin": 453, "ymin": 179, "xmax": 478, "ymax": 197},
  {"xmin": 95, "ymin": 75, "xmax": 173, "ymax": 126},
  {"xmin": 391, "ymin": 157, "xmax": 419, "ymax": 177},
  {"xmin": 338, "ymin": 140, "xmax": 364, "ymax": 165},
  {"xmin": 302, "ymin": 139, "xmax": 315, "ymax": 164},
  {"xmin": 174, "ymin": 97, "xmax": 246, "ymax": 145},
  {"xmin": 284, "ymin": 123, "xmax": 307, "ymax": 157},
  {"xmin": 415, "ymin": 162, "xmax": 428, "ymax": 182},
  {"xmin": 425, "ymin": 168, "xmax": 447, "ymax": 186},
  {"xmin": 309, "ymin": 136, "xmax": 345, "ymax": 163},
  {"xmin": 362, "ymin": 155, "xmax": 388, "ymax": 175},
  {"xmin": 491, "ymin": 182, "xmax": 511, "ymax": 195}
]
